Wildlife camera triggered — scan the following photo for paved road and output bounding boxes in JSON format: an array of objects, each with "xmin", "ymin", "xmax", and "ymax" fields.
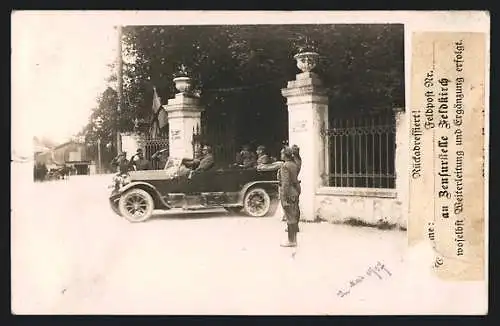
[{"xmin": 12, "ymin": 174, "xmax": 410, "ymax": 315}]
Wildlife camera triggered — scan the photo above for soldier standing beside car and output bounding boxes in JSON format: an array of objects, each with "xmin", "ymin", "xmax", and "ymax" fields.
[
  {"xmin": 291, "ymin": 144, "xmax": 302, "ymax": 174},
  {"xmin": 280, "ymin": 144, "xmax": 302, "ymax": 224},
  {"xmin": 130, "ymin": 149, "xmax": 152, "ymax": 171},
  {"xmin": 278, "ymin": 146, "xmax": 301, "ymax": 247},
  {"xmin": 111, "ymin": 152, "xmax": 130, "ymax": 174},
  {"xmin": 290, "ymin": 144, "xmax": 302, "ymax": 230}
]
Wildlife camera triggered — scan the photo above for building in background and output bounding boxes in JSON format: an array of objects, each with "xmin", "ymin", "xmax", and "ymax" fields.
[{"xmin": 35, "ymin": 141, "xmax": 92, "ymax": 175}]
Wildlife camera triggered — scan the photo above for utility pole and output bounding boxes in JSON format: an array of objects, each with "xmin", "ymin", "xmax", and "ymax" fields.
[
  {"xmin": 116, "ymin": 25, "xmax": 123, "ymax": 154},
  {"xmin": 97, "ymin": 138, "xmax": 102, "ymax": 174},
  {"xmin": 94, "ymin": 116, "xmax": 104, "ymax": 174}
]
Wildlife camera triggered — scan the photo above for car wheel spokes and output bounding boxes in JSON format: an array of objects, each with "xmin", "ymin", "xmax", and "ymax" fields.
[
  {"xmin": 125, "ymin": 194, "xmax": 148, "ymax": 217},
  {"xmin": 247, "ymin": 193, "xmax": 266, "ymax": 215}
]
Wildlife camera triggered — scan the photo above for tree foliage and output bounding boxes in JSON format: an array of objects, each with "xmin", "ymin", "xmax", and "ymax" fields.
[
  {"xmin": 79, "ymin": 87, "xmax": 118, "ymax": 148},
  {"xmin": 121, "ymin": 24, "xmax": 405, "ymax": 120},
  {"xmin": 79, "ymin": 24, "xmax": 404, "ymax": 161}
]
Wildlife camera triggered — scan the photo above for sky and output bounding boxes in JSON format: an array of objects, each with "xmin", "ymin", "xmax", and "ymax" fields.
[{"xmin": 12, "ymin": 12, "xmax": 119, "ymax": 149}]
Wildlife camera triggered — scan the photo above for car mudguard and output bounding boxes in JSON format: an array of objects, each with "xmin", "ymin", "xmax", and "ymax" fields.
[
  {"xmin": 235, "ymin": 181, "xmax": 279, "ymax": 205},
  {"xmin": 117, "ymin": 182, "xmax": 171, "ymax": 209}
]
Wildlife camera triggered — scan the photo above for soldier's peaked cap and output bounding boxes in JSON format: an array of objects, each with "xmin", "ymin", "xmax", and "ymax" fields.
[{"xmin": 281, "ymin": 146, "xmax": 294, "ymax": 159}]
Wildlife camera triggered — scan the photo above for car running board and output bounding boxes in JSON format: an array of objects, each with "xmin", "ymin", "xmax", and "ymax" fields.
[{"xmin": 182, "ymin": 205, "xmax": 222, "ymax": 211}]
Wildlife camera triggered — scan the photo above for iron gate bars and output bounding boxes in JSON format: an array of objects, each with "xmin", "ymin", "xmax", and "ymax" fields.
[
  {"xmin": 323, "ymin": 108, "xmax": 396, "ymax": 189},
  {"xmin": 144, "ymin": 137, "xmax": 169, "ymax": 170}
]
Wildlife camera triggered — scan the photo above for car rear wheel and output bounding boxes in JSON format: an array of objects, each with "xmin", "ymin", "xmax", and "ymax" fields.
[
  {"xmin": 118, "ymin": 188, "xmax": 154, "ymax": 223},
  {"xmin": 243, "ymin": 187, "xmax": 271, "ymax": 217}
]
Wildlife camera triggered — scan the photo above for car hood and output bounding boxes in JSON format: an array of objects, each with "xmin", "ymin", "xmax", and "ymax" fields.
[{"xmin": 128, "ymin": 169, "xmax": 174, "ymax": 181}]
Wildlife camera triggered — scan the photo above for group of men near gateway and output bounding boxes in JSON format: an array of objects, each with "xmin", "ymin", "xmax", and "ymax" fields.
[{"xmin": 110, "ymin": 143, "xmax": 302, "ymax": 248}]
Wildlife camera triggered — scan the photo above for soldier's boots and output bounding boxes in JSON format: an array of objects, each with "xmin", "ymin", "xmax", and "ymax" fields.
[
  {"xmin": 284, "ymin": 223, "xmax": 300, "ymax": 233},
  {"xmin": 280, "ymin": 224, "xmax": 297, "ymax": 247}
]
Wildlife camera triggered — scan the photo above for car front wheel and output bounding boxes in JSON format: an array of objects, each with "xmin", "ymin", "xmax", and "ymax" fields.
[
  {"xmin": 110, "ymin": 199, "xmax": 122, "ymax": 217},
  {"xmin": 243, "ymin": 187, "xmax": 271, "ymax": 217},
  {"xmin": 118, "ymin": 188, "xmax": 155, "ymax": 223}
]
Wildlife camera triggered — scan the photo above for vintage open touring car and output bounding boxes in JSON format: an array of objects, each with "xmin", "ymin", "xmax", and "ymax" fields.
[{"xmin": 109, "ymin": 157, "xmax": 282, "ymax": 223}]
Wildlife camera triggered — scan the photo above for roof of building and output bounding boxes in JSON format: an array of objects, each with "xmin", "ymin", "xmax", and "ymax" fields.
[
  {"xmin": 53, "ymin": 140, "xmax": 79, "ymax": 150},
  {"xmin": 34, "ymin": 145, "xmax": 51, "ymax": 153}
]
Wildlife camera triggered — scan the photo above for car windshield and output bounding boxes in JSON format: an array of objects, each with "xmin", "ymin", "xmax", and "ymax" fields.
[
  {"xmin": 165, "ymin": 159, "xmax": 175, "ymax": 169},
  {"xmin": 164, "ymin": 158, "xmax": 181, "ymax": 170}
]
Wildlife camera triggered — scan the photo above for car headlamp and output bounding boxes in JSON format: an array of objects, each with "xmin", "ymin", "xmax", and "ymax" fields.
[
  {"xmin": 120, "ymin": 174, "xmax": 131, "ymax": 186},
  {"xmin": 110, "ymin": 174, "xmax": 131, "ymax": 190}
]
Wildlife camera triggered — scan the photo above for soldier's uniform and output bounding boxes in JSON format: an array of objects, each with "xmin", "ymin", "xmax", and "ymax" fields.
[
  {"xmin": 236, "ymin": 147, "xmax": 256, "ymax": 168},
  {"xmin": 256, "ymin": 144, "xmax": 271, "ymax": 166},
  {"xmin": 280, "ymin": 145, "xmax": 302, "ymax": 228},
  {"xmin": 278, "ymin": 148, "xmax": 301, "ymax": 247},
  {"xmin": 130, "ymin": 149, "xmax": 152, "ymax": 171},
  {"xmin": 194, "ymin": 146, "xmax": 215, "ymax": 172},
  {"xmin": 111, "ymin": 153, "xmax": 130, "ymax": 174},
  {"xmin": 195, "ymin": 153, "xmax": 214, "ymax": 171},
  {"xmin": 292, "ymin": 144, "xmax": 302, "ymax": 174},
  {"xmin": 135, "ymin": 158, "xmax": 152, "ymax": 171}
]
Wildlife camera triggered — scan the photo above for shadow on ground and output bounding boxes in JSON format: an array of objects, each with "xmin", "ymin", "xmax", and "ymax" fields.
[{"xmin": 148, "ymin": 209, "xmax": 255, "ymax": 221}]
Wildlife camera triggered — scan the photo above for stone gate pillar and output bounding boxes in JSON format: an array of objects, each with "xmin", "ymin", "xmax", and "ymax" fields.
[
  {"xmin": 164, "ymin": 75, "xmax": 204, "ymax": 159},
  {"xmin": 281, "ymin": 52, "xmax": 329, "ymax": 222}
]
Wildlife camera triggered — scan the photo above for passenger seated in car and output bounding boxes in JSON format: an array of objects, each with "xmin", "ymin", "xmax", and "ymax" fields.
[
  {"xmin": 256, "ymin": 145, "xmax": 272, "ymax": 167},
  {"xmin": 234, "ymin": 144, "xmax": 257, "ymax": 168},
  {"xmin": 194, "ymin": 145, "xmax": 215, "ymax": 172}
]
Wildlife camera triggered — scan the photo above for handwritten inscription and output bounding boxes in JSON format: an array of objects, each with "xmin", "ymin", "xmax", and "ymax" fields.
[
  {"xmin": 292, "ymin": 120, "xmax": 308, "ymax": 133},
  {"xmin": 336, "ymin": 261, "xmax": 392, "ymax": 298},
  {"xmin": 170, "ymin": 129, "xmax": 181, "ymax": 141}
]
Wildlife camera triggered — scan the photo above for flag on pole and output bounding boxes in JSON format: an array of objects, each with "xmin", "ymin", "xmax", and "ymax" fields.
[
  {"xmin": 149, "ymin": 87, "xmax": 168, "ymax": 138},
  {"xmin": 152, "ymin": 86, "xmax": 162, "ymax": 113}
]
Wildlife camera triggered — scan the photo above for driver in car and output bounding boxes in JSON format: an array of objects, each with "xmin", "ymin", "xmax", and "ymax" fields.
[
  {"xmin": 194, "ymin": 145, "xmax": 215, "ymax": 172},
  {"xmin": 178, "ymin": 159, "xmax": 192, "ymax": 177},
  {"xmin": 183, "ymin": 148, "xmax": 202, "ymax": 169}
]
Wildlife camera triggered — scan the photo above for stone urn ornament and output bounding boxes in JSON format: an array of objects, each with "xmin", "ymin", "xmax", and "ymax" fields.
[
  {"xmin": 293, "ymin": 51, "xmax": 320, "ymax": 73},
  {"xmin": 173, "ymin": 64, "xmax": 193, "ymax": 94}
]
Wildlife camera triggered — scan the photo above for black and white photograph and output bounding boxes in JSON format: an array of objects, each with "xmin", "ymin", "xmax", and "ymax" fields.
[{"xmin": 11, "ymin": 11, "xmax": 489, "ymax": 315}]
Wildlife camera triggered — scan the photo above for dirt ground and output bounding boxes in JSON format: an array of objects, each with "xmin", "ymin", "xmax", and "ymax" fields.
[{"xmin": 12, "ymin": 174, "xmax": 482, "ymax": 315}]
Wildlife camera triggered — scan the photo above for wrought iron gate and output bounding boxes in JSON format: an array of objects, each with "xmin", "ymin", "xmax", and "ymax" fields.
[
  {"xmin": 144, "ymin": 137, "xmax": 169, "ymax": 169},
  {"xmin": 322, "ymin": 108, "xmax": 396, "ymax": 189},
  {"xmin": 194, "ymin": 113, "xmax": 237, "ymax": 165}
]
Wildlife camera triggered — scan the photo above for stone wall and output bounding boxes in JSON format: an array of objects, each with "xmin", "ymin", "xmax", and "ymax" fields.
[
  {"xmin": 313, "ymin": 109, "xmax": 408, "ymax": 230},
  {"xmin": 314, "ymin": 189, "xmax": 406, "ymax": 229}
]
